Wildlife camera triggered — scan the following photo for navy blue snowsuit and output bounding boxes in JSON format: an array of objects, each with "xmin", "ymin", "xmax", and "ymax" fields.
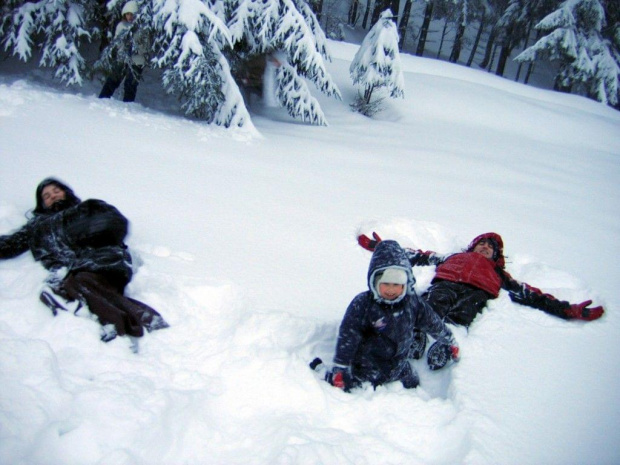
[{"xmin": 334, "ymin": 240, "xmax": 454, "ymax": 389}]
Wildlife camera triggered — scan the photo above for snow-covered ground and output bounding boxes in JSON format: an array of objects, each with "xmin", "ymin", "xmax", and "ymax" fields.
[{"xmin": 1, "ymin": 39, "xmax": 619, "ymax": 465}]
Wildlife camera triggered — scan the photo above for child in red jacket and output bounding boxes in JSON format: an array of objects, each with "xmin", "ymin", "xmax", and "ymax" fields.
[{"xmin": 358, "ymin": 232, "xmax": 604, "ymax": 327}]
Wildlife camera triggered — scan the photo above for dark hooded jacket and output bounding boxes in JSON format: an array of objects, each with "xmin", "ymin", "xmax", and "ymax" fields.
[
  {"xmin": 405, "ymin": 232, "xmax": 571, "ymax": 321},
  {"xmin": 0, "ymin": 178, "xmax": 133, "ymax": 284},
  {"xmin": 334, "ymin": 240, "xmax": 453, "ymax": 387}
]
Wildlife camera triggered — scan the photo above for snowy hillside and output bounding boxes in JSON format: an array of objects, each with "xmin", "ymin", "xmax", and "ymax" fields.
[{"xmin": 1, "ymin": 39, "xmax": 619, "ymax": 465}]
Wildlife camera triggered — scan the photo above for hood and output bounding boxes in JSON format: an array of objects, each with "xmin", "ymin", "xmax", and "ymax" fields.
[
  {"xmin": 33, "ymin": 177, "xmax": 81, "ymax": 215},
  {"xmin": 367, "ymin": 240, "xmax": 415, "ymax": 304},
  {"xmin": 466, "ymin": 232, "xmax": 505, "ymax": 268}
]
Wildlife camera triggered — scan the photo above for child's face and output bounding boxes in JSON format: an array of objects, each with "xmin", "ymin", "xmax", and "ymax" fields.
[{"xmin": 378, "ymin": 283, "xmax": 405, "ymax": 301}]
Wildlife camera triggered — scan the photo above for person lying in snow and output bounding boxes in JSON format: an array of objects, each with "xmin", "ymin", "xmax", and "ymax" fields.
[
  {"xmin": 321, "ymin": 240, "xmax": 460, "ymax": 392},
  {"xmin": 358, "ymin": 232, "xmax": 605, "ymax": 331},
  {"xmin": 0, "ymin": 177, "xmax": 168, "ymax": 345}
]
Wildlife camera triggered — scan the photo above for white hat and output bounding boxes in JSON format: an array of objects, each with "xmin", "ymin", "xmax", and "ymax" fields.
[
  {"xmin": 122, "ymin": 1, "xmax": 138, "ymax": 15},
  {"xmin": 376, "ymin": 268, "xmax": 407, "ymax": 286}
]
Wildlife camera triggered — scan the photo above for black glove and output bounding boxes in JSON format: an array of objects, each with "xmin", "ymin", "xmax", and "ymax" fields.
[{"xmin": 427, "ymin": 340, "xmax": 460, "ymax": 371}]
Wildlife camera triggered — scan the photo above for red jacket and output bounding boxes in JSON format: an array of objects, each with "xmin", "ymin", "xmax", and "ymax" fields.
[{"xmin": 434, "ymin": 252, "xmax": 502, "ymax": 297}]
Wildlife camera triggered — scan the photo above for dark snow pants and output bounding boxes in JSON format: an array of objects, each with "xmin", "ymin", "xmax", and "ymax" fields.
[
  {"xmin": 424, "ymin": 280, "xmax": 491, "ymax": 327},
  {"xmin": 99, "ymin": 64, "xmax": 143, "ymax": 102},
  {"xmin": 352, "ymin": 359, "xmax": 419, "ymax": 390},
  {"xmin": 59, "ymin": 271, "xmax": 168, "ymax": 338}
]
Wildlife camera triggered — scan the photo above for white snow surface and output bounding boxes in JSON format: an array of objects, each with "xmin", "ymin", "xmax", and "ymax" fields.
[{"xmin": 1, "ymin": 40, "xmax": 619, "ymax": 465}]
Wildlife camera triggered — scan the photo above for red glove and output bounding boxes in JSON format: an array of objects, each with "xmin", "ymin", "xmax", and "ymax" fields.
[
  {"xmin": 325, "ymin": 366, "xmax": 354, "ymax": 391},
  {"xmin": 358, "ymin": 232, "xmax": 382, "ymax": 252},
  {"xmin": 332, "ymin": 371, "xmax": 345, "ymax": 389},
  {"xmin": 565, "ymin": 300, "xmax": 604, "ymax": 321},
  {"xmin": 450, "ymin": 344, "xmax": 460, "ymax": 362}
]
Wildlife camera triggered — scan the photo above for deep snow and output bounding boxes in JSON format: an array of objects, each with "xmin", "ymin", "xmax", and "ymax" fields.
[{"xmin": 1, "ymin": 39, "xmax": 619, "ymax": 465}]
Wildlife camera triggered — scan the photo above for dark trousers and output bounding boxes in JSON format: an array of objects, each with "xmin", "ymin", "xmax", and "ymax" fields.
[
  {"xmin": 99, "ymin": 64, "xmax": 143, "ymax": 102},
  {"xmin": 59, "ymin": 271, "xmax": 167, "ymax": 337},
  {"xmin": 424, "ymin": 280, "xmax": 490, "ymax": 327}
]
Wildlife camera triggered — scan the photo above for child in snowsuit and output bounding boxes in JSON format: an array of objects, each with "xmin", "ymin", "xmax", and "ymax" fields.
[
  {"xmin": 98, "ymin": 1, "xmax": 147, "ymax": 102},
  {"xmin": 325, "ymin": 240, "xmax": 460, "ymax": 392},
  {"xmin": 358, "ymin": 232, "xmax": 605, "ymax": 327},
  {"xmin": 0, "ymin": 178, "xmax": 168, "ymax": 345}
]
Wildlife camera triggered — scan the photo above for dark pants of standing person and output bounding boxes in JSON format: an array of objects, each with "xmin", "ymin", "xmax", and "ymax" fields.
[
  {"xmin": 99, "ymin": 64, "xmax": 143, "ymax": 102},
  {"xmin": 59, "ymin": 271, "xmax": 168, "ymax": 339}
]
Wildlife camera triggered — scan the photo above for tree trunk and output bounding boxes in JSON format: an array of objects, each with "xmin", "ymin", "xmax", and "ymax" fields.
[
  {"xmin": 479, "ymin": 26, "xmax": 497, "ymax": 69},
  {"xmin": 488, "ymin": 45, "xmax": 498, "ymax": 71},
  {"xmin": 362, "ymin": 0, "xmax": 372, "ymax": 28},
  {"xmin": 495, "ymin": 45, "xmax": 511, "ymax": 76},
  {"xmin": 495, "ymin": 25, "xmax": 515, "ymax": 77},
  {"xmin": 466, "ymin": 14, "xmax": 485, "ymax": 67},
  {"xmin": 514, "ymin": 22, "xmax": 533, "ymax": 82},
  {"xmin": 449, "ymin": 15, "xmax": 465, "ymax": 63},
  {"xmin": 524, "ymin": 62, "xmax": 535, "ymax": 84},
  {"xmin": 398, "ymin": 0, "xmax": 413, "ymax": 50},
  {"xmin": 437, "ymin": 18, "xmax": 449, "ymax": 59},
  {"xmin": 365, "ymin": 84, "xmax": 375, "ymax": 103},
  {"xmin": 349, "ymin": 0, "xmax": 360, "ymax": 26},
  {"xmin": 523, "ymin": 28, "xmax": 541, "ymax": 84},
  {"xmin": 416, "ymin": 1, "xmax": 434, "ymax": 57},
  {"xmin": 371, "ymin": 0, "xmax": 392, "ymax": 25},
  {"xmin": 390, "ymin": 0, "xmax": 401, "ymax": 17},
  {"xmin": 313, "ymin": 0, "xmax": 324, "ymax": 23}
]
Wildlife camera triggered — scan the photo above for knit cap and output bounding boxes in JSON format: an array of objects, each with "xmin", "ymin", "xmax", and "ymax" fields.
[{"xmin": 375, "ymin": 268, "xmax": 408, "ymax": 286}]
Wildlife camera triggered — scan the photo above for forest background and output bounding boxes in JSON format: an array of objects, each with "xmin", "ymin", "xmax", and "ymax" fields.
[{"xmin": 1, "ymin": 0, "xmax": 618, "ymax": 129}]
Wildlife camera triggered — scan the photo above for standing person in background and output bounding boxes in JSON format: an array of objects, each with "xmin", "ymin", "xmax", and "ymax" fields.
[
  {"xmin": 0, "ymin": 178, "xmax": 168, "ymax": 350},
  {"xmin": 98, "ymin": 1, "xmax": 147, "ymax": 103}
]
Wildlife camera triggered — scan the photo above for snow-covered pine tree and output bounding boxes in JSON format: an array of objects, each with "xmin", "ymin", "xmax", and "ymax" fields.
[
  {"xmin": 1, "ymin": 0, "xmax": 341, "ymax": 127},
  {"xmin": 515, "ymin": 0, "xmax": 620, "ymax": 106},
  {"xmin": 149, "ymin": 0, "xmax": 253, "ymax": 128},
  {"xmin": 223, "ymin": 0, "xmax": 341, "ymax": 125},
  {"xmin": 349, "ymin": 9, "xmax": 404, "ymax": 115},
  {"xmin": 1, "ymin": 0, "xmax": 96, "ymax": 85}
]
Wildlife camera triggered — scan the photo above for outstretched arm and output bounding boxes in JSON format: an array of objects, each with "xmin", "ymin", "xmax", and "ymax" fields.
[
  {"xmin": 357, "ymin": 232, "xmax": 444, "ymax": 267},
  {"xmin": 500, "ymin": 269, "xmax": 604, "ymax": 321},
  {"xmin": 404, "ymin": 248, "xmax": 444, "ymax": 267},
  {"xmin": 0, "ymin": 225, "xmax": 31, "ymax": 260}
]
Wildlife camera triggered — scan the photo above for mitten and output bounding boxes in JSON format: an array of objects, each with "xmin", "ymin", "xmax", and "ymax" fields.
[
  {"xmin": 427, "ymin": 340, "xmax": 460, "ymax": 371},
  {"xmin": 325, "ymin": 365, "xmax": 354, "ymax": 391},
  {"xmin": 358, "ymin": 232, "xmax": 382, "ymax": 252},
  {"xmin": 565, "ymin": 300, "xmax": 604, "ymax": 321}
]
